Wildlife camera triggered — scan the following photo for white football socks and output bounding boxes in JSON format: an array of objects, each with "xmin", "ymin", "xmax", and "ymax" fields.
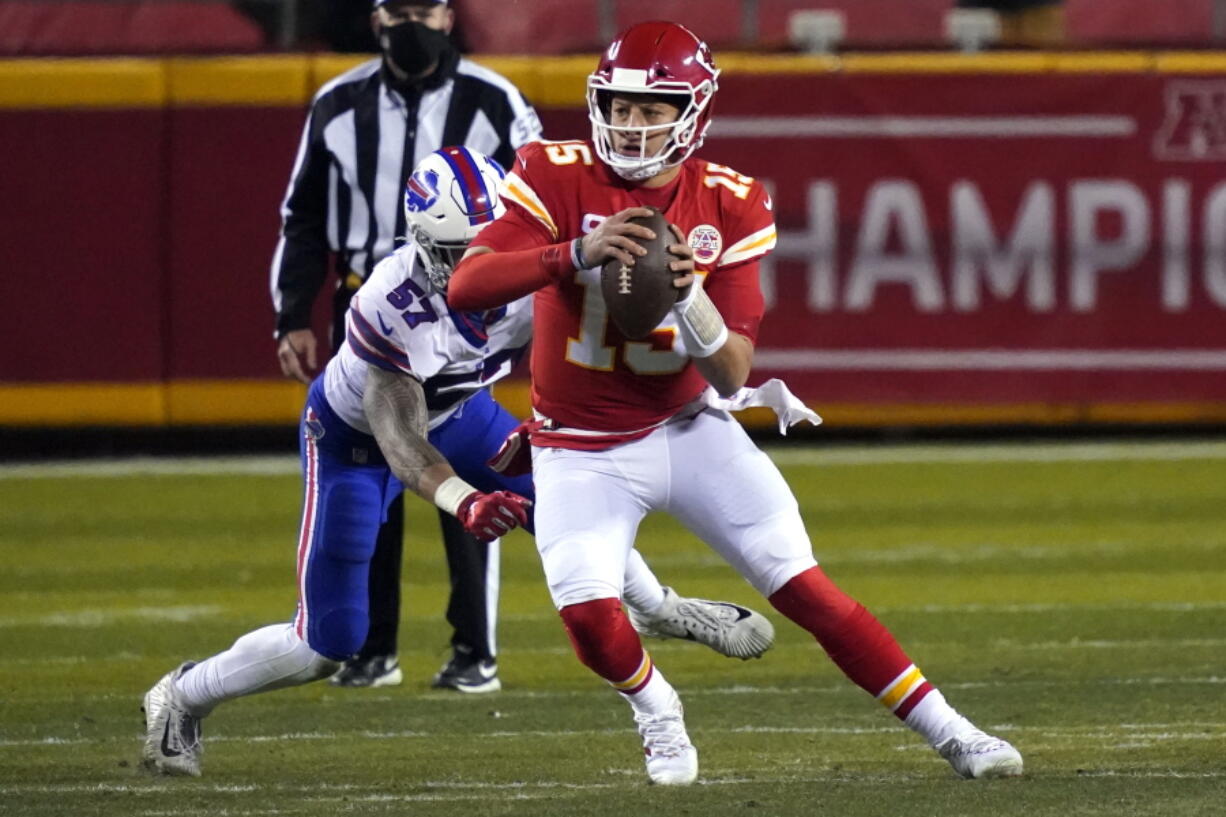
[
  {"xmin": 903, "ymin": 689, "xmax": 972, "ymax": 746},
  {"xmin": 622, "ymin": 665, "xmax": 680, "ymax": 716},
  {"xmin": 621, "ymin": 549, "xmax": 667, "ymax": 616},
  {"xmin": 174, "ymin": 623, "xmax": 339, "ymax": 717}
]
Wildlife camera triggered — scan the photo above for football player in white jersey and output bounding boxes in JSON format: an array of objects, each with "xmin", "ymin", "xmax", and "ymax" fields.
[{"xmin": 140, "ymin": 147, "xmax": 775, "ymax": 777}]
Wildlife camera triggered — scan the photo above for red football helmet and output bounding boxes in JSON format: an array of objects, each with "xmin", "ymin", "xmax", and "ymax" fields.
[{"xmin": 587, "ymin": 21, "xmax": 720, "ymax": 180}]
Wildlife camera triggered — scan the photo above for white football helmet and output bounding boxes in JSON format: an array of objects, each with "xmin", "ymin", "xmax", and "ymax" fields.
[
  {"xmin": 587, "ymin": 21, "xmax": 721, "ymax": 181},
  {"xmin": 403, "ymin": 146, "xmax": 506, "ymax": 291}
]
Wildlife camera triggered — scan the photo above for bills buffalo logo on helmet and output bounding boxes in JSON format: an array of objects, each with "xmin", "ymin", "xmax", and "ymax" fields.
[
  {"xmin": 405, "ymin": 169, "xmax": 440, "ymax": 211},
  {"xmin": 687, "ymin": 224, "xmax": 722, "ymax": 265}
]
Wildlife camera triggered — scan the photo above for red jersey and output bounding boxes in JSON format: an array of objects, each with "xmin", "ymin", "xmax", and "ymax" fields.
[{"xmin": 474, "ymin": 139, "xmax": 776, "ymax": 433}]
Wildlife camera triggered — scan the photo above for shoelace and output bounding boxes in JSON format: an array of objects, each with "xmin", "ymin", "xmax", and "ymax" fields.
[
  {"xmin": 167, "ymin": 705, "xmax": 202, "ymax": 752},
  {"xmin": 944, "ymin": 729, "xmax": 1005, "ymax": 757},
  {"xmin": 635, "ymin": 712, "xmax": 690, "ymax": 757},
  {"xmin": 665, "ymin": 600, "xmax": 740, "ymax": 636}
]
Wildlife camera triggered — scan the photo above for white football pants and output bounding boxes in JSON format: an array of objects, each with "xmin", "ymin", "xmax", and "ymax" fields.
[{"xmin": 532, "ymin": 407, "xmax": 818, "ymax": 608}]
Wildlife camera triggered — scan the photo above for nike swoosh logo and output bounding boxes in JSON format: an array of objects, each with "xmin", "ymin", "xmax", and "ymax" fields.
[
  {"xmin": 160, "ymin": 720, "xmax": 181, "ymax": 758},
  {"xmin": 728, "ymin": 605, "xmax": 751, "ymax": 622},
  {"xmin": 376, "ymin": 313, "xmax": 395, "ymax": 336},
  {"xmin": 476, "ymin": 663, "xmax": 497, "ymax": 680},
  {"xmin": 679, "ymin": 604, "xmax": 750, "ymax": 641}
]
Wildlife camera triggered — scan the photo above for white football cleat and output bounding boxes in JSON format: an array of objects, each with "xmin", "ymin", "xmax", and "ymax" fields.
[
  {"xmin": 141, "ymin": 661, "xmax": 204, "ymax": 777},
  {"xmin": 629, "ymin": 587, "xmax": 775, "ymax": 660},
  {"xmin": 635, "ymin": 691, "xmax": 698, "ymax": 785},
  {"xmin": 935, "ymin": 728, "xmax": 1023, "ymax": 779}
]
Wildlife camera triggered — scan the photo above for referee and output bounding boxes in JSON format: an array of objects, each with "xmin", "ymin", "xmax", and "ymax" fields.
[{"xmin": 270, "ymin": 0, "xmax": 542, "ymax": 692}]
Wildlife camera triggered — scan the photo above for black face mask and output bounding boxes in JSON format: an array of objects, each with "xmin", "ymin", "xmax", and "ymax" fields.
[{"xmin": 379, "ymin": 21, "xmax": 452, "ymax": 83}]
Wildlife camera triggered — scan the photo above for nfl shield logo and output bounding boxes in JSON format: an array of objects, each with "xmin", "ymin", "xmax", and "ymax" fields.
[
  {"xmin": 1154, "ymin": 80, "xmax": 1226, "ymax": 161},
  {"xmin": 687, "ymin": 224, "xmax": 723, "ymax": 265}
]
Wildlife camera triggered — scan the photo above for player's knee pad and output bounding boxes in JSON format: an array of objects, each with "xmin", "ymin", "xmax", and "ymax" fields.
[
  {"xmin": 279, "ymin": 635, "xmax": 343, "ymax": 684},
  {"xmin": 307, "ymin": 606, "xmax": 369, "ymax": 661},
  {"xmin": 550, "ymin": 577, "xmax": 624, "ymax": 609},
  {"xmin": 735, "ymin": 510, "xmax": 821, "ymax": 598},
  {"xmin": 294, "ymin": 651, "xmax": 343, "ymax": 684},
  {"xmin": 558, "ymin": 598, "xmax": 643, "ymax": 680}
]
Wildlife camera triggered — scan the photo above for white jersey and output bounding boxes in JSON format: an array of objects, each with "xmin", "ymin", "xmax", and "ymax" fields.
[{"xmin": 324, "ymin": 244, "xmax": 533, "ymax": 434}]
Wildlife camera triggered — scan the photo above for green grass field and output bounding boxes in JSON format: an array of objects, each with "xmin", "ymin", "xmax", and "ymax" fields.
[{"xmin": 2, "ymin": 438, "xmax": 1224, "ymax": 816}]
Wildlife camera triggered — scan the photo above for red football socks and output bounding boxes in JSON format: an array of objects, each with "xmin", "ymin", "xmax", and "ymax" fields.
[{"xmin": 769, "ymin": 566, "xmax": 933, "ymax": 719}]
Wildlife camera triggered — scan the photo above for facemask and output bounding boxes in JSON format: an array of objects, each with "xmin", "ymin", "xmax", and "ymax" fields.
[{"xmin": 379, "ymin": 21, "xmax": 452, "ymax": 82}]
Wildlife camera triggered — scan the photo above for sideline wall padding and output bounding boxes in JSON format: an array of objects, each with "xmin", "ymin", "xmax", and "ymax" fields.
[{"xmin": 1, "ymin": 53, "xmax": 1223, "ymax": 427}]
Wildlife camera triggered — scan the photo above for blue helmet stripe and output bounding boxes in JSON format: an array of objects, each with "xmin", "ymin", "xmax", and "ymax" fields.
[{"xmin": 439, "ymin": 146, "xmax": 497, "ymax": 227}]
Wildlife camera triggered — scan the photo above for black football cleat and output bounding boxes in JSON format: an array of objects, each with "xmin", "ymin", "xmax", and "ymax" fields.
[
  {"xmin": 431, "ymin": 652, "xmax": 501, "ymax": 693},
  {"xmin": 328, "ymin": 654, "xmax": 403, "ymax": 688}
]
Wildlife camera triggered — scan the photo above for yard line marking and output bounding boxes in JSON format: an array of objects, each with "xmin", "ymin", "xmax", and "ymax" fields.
[
  {"xmin": 0, "ymin": 736, "xmax": 94, "ymax": 747},
  {"xmin": 512, "ymin": 600, "xmax": 1226, "ymax": 619},
  {"xmin": 137, "ymin": 812, "xmax": 284, "ymax": 817},
  {"xmin": 6, "ymin": 720, "xmax": 1223, "ymax": 750},
  {"xmin": 19, "ymin": 670, "xmax": 1226, "ymax": 708},
  {"xmin": 1074, "ymin": 770, "xmax": 1226, "ymax": 779},
  {"xmin": 1000, "ymin": 638, "xmax": 1226, "ymax": 650},
  {"xmin": 877, "ymin": 601, "xmax": 1226, "ymax": 614},
  {"xmin": 827, "ymin": 540, "xmax": 1223, "ymax": 565},
  {"xmin": 765, "ymin": 439, "xmax": 1226, "ymax": 467},
  {"xmin": 0, "ymin": 778, "xmax": 847, "ymax": 800},
  {"xmin": 730, "ymin": 725, "xmax": 906, "ymax": 735},
  {"xmin": 0, "ymin": 456, "xmax": 300, "ymax": 480},
  {"xmin": 0, "ymin": 783, "xmax": 261, "ymax": 793},
  {"xmin": 137, "ymin": 812, "xmax": 287, "ymax": 817},
  {"xmin": 7, "ymin": 768, "xmax": 1225, "ymax": 801},
  {"xmin": 0, "ymin": 605, "xmax": 222, "ymax": 628},
  {"xmin": 1053, "ymin": 732, "xmax": 1226, "ymax": 741},
  {"xmin": 6, "ymin": 439, "xmax": 1226, "ymax": 479}
]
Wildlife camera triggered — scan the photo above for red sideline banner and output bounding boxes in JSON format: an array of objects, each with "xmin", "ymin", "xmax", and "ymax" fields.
[
  {"xmin": 1, "ymin": 63, "xmax": 1223, "ymax": 425},
  {"xmin": 701, "ymin": 72, "xmax": 1226, "ymax": 412}
]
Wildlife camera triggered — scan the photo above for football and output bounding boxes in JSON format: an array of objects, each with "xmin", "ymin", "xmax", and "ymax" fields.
[{"xmin": 600, "ymin": 208, "xmax": 681, "ymax": 340}]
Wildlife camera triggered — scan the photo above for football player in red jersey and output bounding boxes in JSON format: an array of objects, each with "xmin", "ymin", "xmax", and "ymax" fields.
[{"xmin": 448, "ymin": 21, "xmax": 1023, "ymax": 785}]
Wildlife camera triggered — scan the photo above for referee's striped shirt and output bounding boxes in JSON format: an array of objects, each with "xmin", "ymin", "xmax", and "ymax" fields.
[{"xmin": 270, "ymin": 56, "xmax": 542, "ymax": 338}]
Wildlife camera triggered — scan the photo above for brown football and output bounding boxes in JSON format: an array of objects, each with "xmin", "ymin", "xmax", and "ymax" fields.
[{"xmin": 600, "ymin": 208, "xmax": 680, "ymax": 340}]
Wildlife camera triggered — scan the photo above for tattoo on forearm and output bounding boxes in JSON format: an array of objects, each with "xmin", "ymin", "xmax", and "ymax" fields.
[{"xmin": 363, "ymin": 367, "xmax": 446, "ymax": 496}]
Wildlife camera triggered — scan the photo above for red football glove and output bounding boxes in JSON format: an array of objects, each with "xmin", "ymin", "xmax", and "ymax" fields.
[
  {"xmin": 456, "ymin": 490, "xmax": 532, "ymax": 541},
  {"xmin": 487, "ymin": 418, "xmax": 546, "ymax": 477}
]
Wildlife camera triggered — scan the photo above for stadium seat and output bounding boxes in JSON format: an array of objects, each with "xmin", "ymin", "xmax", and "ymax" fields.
[
  {"xmin": 457, "ymin": 0, "xmax": 600, "ymax": 55},
  {"xmin": 0, "ymin": 1, "xmax": 266, "ymax": 56},
  {"xmin": 757, "ymin": 0, "xmax": 953, "ymax": 50},
  {"xmin": 1064, "ymin": 0, "xmax": 1215, "ymax": 46},
  {"xmin": 614, "ymin": 0, "xmax": 745, "ymax": 49}
]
